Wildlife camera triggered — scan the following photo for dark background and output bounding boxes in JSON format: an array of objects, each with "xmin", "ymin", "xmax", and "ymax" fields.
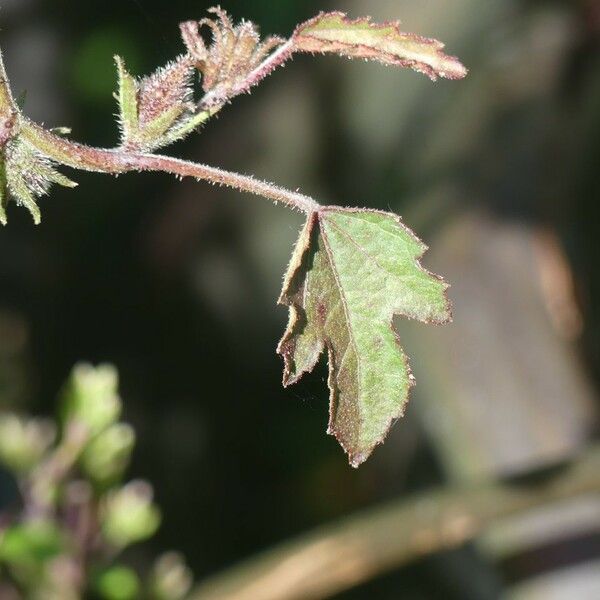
[{"xmin": 1, "ymin": 0, "xmax": 599, "ymax": 598}]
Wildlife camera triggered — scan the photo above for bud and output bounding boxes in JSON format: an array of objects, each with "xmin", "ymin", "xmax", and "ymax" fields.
[
  {"xmin": 100, "ymin": 480, "xmax": 161, "ymax": 548},
  {"xmin": 80, "ymin": 422, "xmax": 135, "ymax": 486},
  {"xmin": 115, "ymin": 54, "xmax": 198, "ymax": 152},
  {"xmin": 93, "ymin": 566, "xmax": 140, "ymax": 600},
  {"xmin": 60, "ymin": 363, "xmax": 121, "ymax": 436},
  {"xmin": 149, "ymin": 552, "xmax": 193, "ymax": 600},
  {"xmin": 180, "ymin": 8, "xmax": 283, "ymax": 104},
  {"xmin": 0, "ymin": 413, "xmax": 55, "ymax": 474}
]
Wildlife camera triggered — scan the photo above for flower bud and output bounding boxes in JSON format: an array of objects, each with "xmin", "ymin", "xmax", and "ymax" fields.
[
  {"xmin": 0, "ymin": 413, "xmax": 55, "ymax": 473},
  {"xmin": 80, "ymin": 422, "xmax": 135, "ymax": 486},
  {"xmin": 60, "ymin": 363, "xmax": 121, "ymax": 436},
  {"xmin": 100, "ymin": 480, "xmax": 161, "ymax": 548},
  {"xmin": 149, "ymin": 552, "xmax": 193, "ymax": 600}
]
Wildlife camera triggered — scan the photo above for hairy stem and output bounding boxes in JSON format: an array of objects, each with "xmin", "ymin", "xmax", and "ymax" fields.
[
  {"xmin": 0, "ymin": 53, "xmax": 17, "ymax": 147},
  {"xmin": 21, "ymin": 120, "xmax": 319, "ymax": 213},
  {"xmin": 2, "ymin": 38, "xmax": 315, "ymax": 215},
  {"xmin": 0, "ymin": 53, "xmax": 15, "ymax": 113}
]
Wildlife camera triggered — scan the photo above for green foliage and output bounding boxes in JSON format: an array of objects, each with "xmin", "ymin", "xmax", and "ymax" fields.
[
  {"xmin": 279, "ymin": 209, "xmax": 451, "ymax": 466},
  {"xmin": 292, "ymin": 11, "xmax": 467, "ymax": 80},
  {"xmin": 1, "ymin": 136, "xmax": 77, "ymax": 225},
  {"xmin": 0, "ymin": 365, "xmax": 193, "ymax": 600},
  {"xmin": 0, "ymin": 521, "xmax": 65, "ymax": 577},
  {"xmin": 0, "ymin": 7, "xmax": 466, "ymax": 465},
  {"xmin": 93, "ymin": 566, "xmax": 141, "ymax": 600}
]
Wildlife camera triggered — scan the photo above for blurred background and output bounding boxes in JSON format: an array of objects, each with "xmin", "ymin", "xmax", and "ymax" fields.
[{"xmin": 1, "ymin": 0, "xmax": 599, "ymax": 598}]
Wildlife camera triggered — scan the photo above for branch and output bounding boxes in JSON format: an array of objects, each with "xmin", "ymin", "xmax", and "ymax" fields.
[
  {"xmin": 189, "ymin": 444, "xmax": 600, "ymax": 600},
  {"xmin": 19, "ymin": 120, "xmax": 319, "ymax": 214},
  {"xmin": 1, "ymin": 8, "xmax": 467, "ymax": 224},
  {"xmin": 0, "ymin": 52, "xmax": 17, "ymax": 147}
]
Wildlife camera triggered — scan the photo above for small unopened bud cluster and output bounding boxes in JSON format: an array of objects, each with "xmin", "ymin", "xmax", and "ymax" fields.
[
  {"xmin": 180, "ymin": 7, "xmax": 284, "ymax": 106},
  {"xmin": 0, "ymin": 364, "xmax": 187, "ymax": 599}
]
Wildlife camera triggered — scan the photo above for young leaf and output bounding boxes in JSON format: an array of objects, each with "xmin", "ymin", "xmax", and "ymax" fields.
[
  {"xmin": 293, "ymin": 12, "xmax": 467, "ymax": 81},
  {"xmin": 3, "ymin": 137, "xmax": 77, "ymax": 224},
  {"xmin": 278, "ymin": 208, "xmax": 451, "ymax": 466},
  {"xmin": 114, "ymin": 55, "xmax": 139, "ymax": 145}
]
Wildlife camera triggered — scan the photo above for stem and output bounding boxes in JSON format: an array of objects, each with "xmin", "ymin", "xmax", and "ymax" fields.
[
  {"xmin": 129, "ymin": 154, "xmax": 320, "ymax": 213},
  {"xmin": 0, "ymin": 51, "xmax": 16, "ymax": 114},
  {"xmin": 0, "ymin": 51, "xmax": 18, "ymax": 147},
  {"xmin": 190, "ymin": 444, "xmax": 600, "ymax": 600},
  {"xmin": 20, "ymin": 120, "xmax": 319, "ymax": 213},
  {"xmin": 26, "ymin": 423, "xmax": 89, "ymax": 519}
]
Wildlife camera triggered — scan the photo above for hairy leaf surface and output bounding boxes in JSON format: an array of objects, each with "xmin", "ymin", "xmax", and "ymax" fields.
[
  {"xmin": 278, "ymin": 208, "xmax": 451, "ymax": 466},
  {"xmin": 293, "ymin": 12, "xmax": 467, "ymax": 80}
]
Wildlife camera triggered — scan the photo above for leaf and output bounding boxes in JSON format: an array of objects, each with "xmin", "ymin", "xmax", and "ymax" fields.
[
  {"xmin": 293, "ymin": 12, "xmax": 467, "ymax": 81},
  {"xmin": 2, "ymin": 136, "xmax": 77, "ymax": 224},
  {"xmin": 278, "ymin": 208, "xmax": 451, "ymax": 466},
  {"xmin": 114, "ymin": 55, "xmax": 139, "ymax": 144},
  {"xmin": 0, "ymin": 521, "xmax": 65, "ymax": 570},
  {"xmin": 93, "ymin": 567, "xmax": 140, "ymax": 600}
]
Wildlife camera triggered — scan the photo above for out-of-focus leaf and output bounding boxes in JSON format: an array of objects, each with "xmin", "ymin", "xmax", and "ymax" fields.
[
  {"xmin": 0, "ymin": 521, "xmax": 65, "ymax": 569},
  {"xmin": 278, "ymin": 208, "xmax": 451, "ymax": 466},
  {"xmin": 93, "ymin": 566, "xmax": 140, "ymax": 600},
  {"xmin": 293, "ymin": 12, "xmax": 467, "ymax": 81}
]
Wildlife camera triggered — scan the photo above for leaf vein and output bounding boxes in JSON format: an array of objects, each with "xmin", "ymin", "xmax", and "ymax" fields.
[{"xmin": 318, "ymin": 218, "xmax": 362, "ymax": 396}]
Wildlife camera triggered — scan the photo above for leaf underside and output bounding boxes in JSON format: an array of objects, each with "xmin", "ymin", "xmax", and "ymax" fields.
[
  {"xmin": 278, "ymin": 208, "xmax": 451, "ymax": 466},
  {"xmin": 293, "ymin": 12, "xmax": 467, "ymax": 81}
]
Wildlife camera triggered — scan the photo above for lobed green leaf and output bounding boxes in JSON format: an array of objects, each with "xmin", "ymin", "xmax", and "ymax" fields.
[{"xmin": 278, "ymin": 208, "xmax": 451, "ymax": 466}]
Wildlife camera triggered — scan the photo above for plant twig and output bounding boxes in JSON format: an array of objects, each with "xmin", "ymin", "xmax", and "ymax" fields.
[
  {"xmin": 190, "ymin": 444, "xmax": 600, "ymax": 600},
  {"xmin": 20, "ymin": 121, "xmax": 319, "ymax": 213},
  {"xmin": 0, "ymin": 54, "xmax": 18, "ymax": 148}
]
